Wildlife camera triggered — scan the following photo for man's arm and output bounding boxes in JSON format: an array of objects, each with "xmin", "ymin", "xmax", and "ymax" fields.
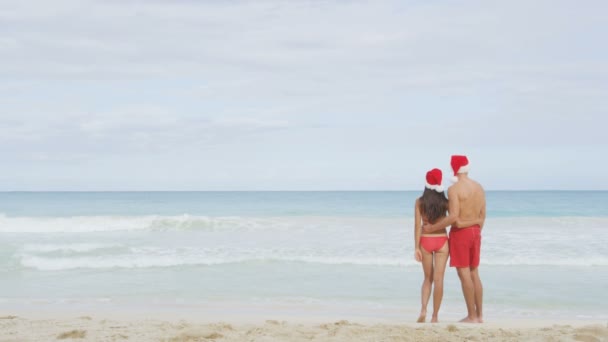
[
  {"xmin": 479, "ymin": 188, "xmax": 486, "ymax": 230},
  {"xmin": 423, "ymin": 186, "xmax": 459, "ymax": 233}
]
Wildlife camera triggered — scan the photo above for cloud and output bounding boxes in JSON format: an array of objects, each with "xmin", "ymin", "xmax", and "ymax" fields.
[
  {"xmin": 0, "ymin": 0, "xmax": 602, "ymax": 80},
  {"xmin": 0, "ymin": 103, "xmax": 294, "ymax": 162},
  {"xmin": 0, "ymin": 0, "xmax": 606, "ymax": 189}
]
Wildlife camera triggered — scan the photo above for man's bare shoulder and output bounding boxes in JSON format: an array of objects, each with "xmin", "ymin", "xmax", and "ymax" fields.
[
  {"xmin": 447, "ymin": 183, "xmax": 462, "ymax": 197},
  {"xmin": 448, "ymin": 181, "xmax": 461, "ymax": 189},
  {"xmin": 448, "ymin": 181, "xmax": 465, "ymax": 191},
  {"xmin": 469, "ymin": 178, "xmax": 485, "ymax": 192}
]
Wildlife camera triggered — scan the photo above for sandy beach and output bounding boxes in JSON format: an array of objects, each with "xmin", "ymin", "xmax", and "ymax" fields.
[{"xmin": 1, "ymin": 314, "xmax": 607, "ymax": 341}]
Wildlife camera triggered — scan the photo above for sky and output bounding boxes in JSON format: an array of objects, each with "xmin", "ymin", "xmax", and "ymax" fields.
[{"xmin": 0, "ymin": 0, "xmax": 606, "ymax": 190}]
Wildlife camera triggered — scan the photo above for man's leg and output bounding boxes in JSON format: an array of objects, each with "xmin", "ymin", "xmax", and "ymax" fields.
[
  {"xmin": 470, "ymin": 267, "xmax": 483, "ymax": 323},
  {"xmin": 456, "ymin": 267, "xmax": 477, "ymax": 323}
]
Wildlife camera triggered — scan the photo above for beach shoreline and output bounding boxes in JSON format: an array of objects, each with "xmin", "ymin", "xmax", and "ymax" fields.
[
  {"xmin": 4, "ymin": 299, "xmax": 605, "ymax": 325},
  {"xmin": 1, "ymin": 313, "xmax": 607, "ymax": 341}
]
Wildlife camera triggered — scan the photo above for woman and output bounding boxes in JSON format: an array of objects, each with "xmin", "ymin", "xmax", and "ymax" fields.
[{"xmin": 414, "ymin": 168, "xmax": 479, "ymax": 323}]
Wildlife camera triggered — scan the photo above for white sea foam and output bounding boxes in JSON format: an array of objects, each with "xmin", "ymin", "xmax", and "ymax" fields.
[
  {"xmin": 16, "ymin": 246, "xmax": 608, "ymax": 271},
  {"xmin": 21, "ymin": 243, "xmax": 122, "ymax": 253},
  {"xmin": 2, "ymin": 213, "xmax": 608, "ymax": 233},
  {"xmin": 19, "ymin": 255, "xmax": 608, "ymax": 271},
  {"xmin": 18, "ymin": 255, "xmax": 413, "ymax": 271},
  {"xmin": 0, "ymin": 214, "xmax": 299, "ymax": 233}
]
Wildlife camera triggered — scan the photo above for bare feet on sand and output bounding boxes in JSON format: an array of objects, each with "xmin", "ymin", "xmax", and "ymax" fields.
[
  {"xmin": 431, "ymin": 316, "xmax": 438, "ymax": 323},
  {"xmin": 459, "ymin": 316, "xmax": 480, "ymax": 323},
  {"xmin": 417, "ymin": 311, "xmax": 426, "ymax": 323}
]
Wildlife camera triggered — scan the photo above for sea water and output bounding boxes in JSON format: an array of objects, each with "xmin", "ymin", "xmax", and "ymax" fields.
[{"xmin": 1, "ymin": 191, "xmax": 607, "ymax": 321}]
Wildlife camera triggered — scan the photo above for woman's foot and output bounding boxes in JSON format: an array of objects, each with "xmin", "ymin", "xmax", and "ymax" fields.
[
  {"xmin": 430, "ymin": 316, "xmax": 438, "ymax": 323},
  {"xmin": 417, "ymin": 310, "xmax": 426, "ymax": 323}
]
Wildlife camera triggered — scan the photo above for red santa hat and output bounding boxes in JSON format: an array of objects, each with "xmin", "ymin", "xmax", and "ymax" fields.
[
  {"xmin": 450, "ymin": 155, "xmax": 470, "ymax": 182},
  {"xmin": 425, "ymin": 168, "xmax": 444, "ymax": 193}
]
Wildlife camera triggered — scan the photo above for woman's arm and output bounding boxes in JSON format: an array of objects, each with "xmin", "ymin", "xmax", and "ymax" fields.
[
  {"xmin": 414, "ymin": 199, "xmax": 422, "ymax": 262},
  {"xmin": 454, "ymin": 217, "xmax": 483, "ymax": 228}
]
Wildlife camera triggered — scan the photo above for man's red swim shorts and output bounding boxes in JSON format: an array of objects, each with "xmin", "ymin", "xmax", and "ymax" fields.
[{"xmin": 449, "ymin": 225, "xmax": 481, "ymax": 268}]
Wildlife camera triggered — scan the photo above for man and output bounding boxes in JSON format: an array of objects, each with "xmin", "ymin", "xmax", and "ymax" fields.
[{"xmin": 423, "ymin": 155, "xmax": 486, "ymax": 323}]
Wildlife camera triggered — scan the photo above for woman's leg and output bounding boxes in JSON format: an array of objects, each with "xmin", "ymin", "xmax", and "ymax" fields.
[
  {"xmin": 418, "ymin": 246, "xmax": 434, "ymax": 322},
  {"xmin": 431, "ymin": 241, "xmax": 449, "ymax": 323}
]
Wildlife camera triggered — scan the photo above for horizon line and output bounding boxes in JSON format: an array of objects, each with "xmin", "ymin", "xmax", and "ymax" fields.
[{"xmin": 0, "ymin": 189, "xmax": 606, "ymax": 193}]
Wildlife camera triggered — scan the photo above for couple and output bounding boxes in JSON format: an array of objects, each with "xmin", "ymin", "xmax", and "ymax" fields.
[{"xmin": 414, "ymin": 155, "xmax": 486, "ymax": 323}]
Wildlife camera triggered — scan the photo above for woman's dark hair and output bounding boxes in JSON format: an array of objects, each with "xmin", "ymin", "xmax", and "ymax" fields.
[{"xmin": 419, "ymin": 188, "xmax": 448, "ymax": 224}]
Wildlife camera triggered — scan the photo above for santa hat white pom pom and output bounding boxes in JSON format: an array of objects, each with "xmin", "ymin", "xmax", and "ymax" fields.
[
  {"xmin": 451, "ymin": 176, "xmax": 459, "ymax": 183},
  {"xmin": 425, "ymin": 183, "xmax": 444, "ymax": 193}
]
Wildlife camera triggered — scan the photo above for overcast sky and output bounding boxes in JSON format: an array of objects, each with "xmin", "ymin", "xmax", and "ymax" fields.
[{"xmin": 1, "ymin": 0, "xmax": 606, "ymax": 190}]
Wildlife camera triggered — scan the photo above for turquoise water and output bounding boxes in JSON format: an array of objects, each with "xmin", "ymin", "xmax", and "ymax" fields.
[
  {"xmin": 1, "ymin": 191, "xmax": 607, "ymax": 320},
  {"xmin": 1, "ymin": 191, "xmax": 606, "ymax": 217}
]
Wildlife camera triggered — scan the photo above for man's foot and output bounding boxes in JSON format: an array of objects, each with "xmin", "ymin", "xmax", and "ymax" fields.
[
  {"xmin": 459, "ymin": 316, "xmax": 478, "ymax": 323},
  {"xmin": 430, "ymin": 316, "xmax": 438, "ymax": 323}
]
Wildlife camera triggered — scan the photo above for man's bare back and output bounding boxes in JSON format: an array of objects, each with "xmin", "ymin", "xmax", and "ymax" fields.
[{"xmin": 450, "ymin": 177, "xmax": 485, "ymax": 229}]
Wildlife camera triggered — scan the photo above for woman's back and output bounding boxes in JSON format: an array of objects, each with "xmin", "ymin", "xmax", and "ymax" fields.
[{"xmin": 418, "ymin": 189, "xmax": 448, "ymax": 235}]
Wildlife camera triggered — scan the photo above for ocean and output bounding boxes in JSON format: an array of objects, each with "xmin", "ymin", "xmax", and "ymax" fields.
[{"xmin": 1, "ymin": 191, "xmax": 607, "ymax": 321}]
